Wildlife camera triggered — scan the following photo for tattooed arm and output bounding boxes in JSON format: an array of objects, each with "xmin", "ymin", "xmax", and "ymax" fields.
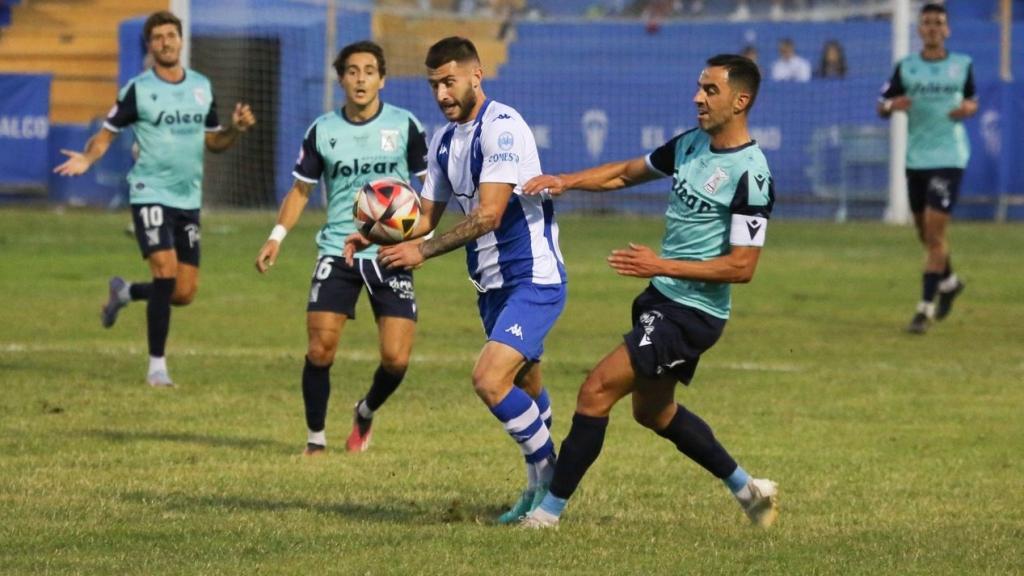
[{"xmin": 377, "ymin": 182, "xmax": 513, "ymax": 269}]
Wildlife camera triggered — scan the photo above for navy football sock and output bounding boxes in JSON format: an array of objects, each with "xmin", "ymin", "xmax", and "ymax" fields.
[
  {"xmin": 146, "ymin": 278, "xmax": 175, "ymax": 357},
  {"xmin": 549, "ymin": 413, "xmax": 608, "ymax": 500},
  {"xmin": 130, "ymin": 282, "xmax": 152, "ymax": 301},
  {"xmin": 364, "ymin": 364, "xmax": 405, "ymax": 412},
  {"xmin": 302, "ymin": 356, "xmax": 332, "ymax": 432},
  {"xmin": 655, "ymin": 404, "xmax": 737, "ymax": 479},
  {"xmin": 922, "ymin": 272, "xmax": 942, "ymax": 302}
]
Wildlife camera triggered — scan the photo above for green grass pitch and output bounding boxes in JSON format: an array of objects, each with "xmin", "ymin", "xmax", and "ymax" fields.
[{"xmin": 1, "ymin": 208, "xmax": 1021, "ymax": 575}]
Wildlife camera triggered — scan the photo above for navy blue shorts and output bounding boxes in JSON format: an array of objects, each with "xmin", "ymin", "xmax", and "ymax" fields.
[
  {"xmin": 477, "ymin": 283, "xmax": 566, "ymax": 362},
  {"xmin": 306, "ymin": 255, "xmax": 416, "ymax": 321},
  {"xmin": 906, "ymin": 168, "xmax": 963, "ymax": 214},
  {"xmin": 623, "ymin": 284, "xmax": 726, "ymax": 385},
  {"xmin": 131, "ymin": 204, "xmax": 201, "ymax": 266}
]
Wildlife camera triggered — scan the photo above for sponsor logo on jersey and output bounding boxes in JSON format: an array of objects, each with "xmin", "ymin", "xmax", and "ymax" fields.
[
  {"xmin": 154, "ymin": 109, "xmax": 206, "ymax": 127},
  {"xmin": 487, "ymin": 152, "xmax": 520, "ymax": 164},
  {"xmin": 330, "ymin": 159, "xmax": 400, "ymax": 179},
  {"xmin": 505, "ymin": 323, "xmax": 524, "ymax": 340},
  {"xmin": 498, "ymin": 131, "xmax": 514, "ymax": 151},
  {"xmin": 703, "ymin": 166, "xmax": 728, "ymax": 195},
  {"xmin": 671, "ymin": 178, "xmax": 713, "ymax": 213},
  {"xmin": 380, "ymin": 129, "xmax": 399, "ymax": 152}
]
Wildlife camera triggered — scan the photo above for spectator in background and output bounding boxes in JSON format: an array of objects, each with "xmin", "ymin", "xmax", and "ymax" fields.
[
  {"xmin": 741, "ymin": 45, "xmax": 759, "ymax": 66},
  {"xmin": 816, "ymin": 39, "xmax": 847, "ymax": 79},
  {"xmin": 770, "ymin": 38, "xmax": 811, "ymax": 82}
]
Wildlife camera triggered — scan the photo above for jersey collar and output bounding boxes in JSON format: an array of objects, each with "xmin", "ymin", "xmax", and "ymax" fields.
[{"xmin": 340, "ymin": 102, "xmax": 385, "ymax": 126}]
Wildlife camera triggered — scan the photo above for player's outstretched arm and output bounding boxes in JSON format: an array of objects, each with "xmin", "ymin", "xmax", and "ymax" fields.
[
  {"xmin": 206, "ymin": 103, "xmax": 256, "ymax": 153},
  {"xmin": 378, "ymin": 182, "xmax": 511, "ymax": 270},
  {"xmin": 608, "ymin": 244, "xmax": 762, "ymax": 284},
  {"xmin": 255, "ymin": 180, "xmax": 314, "ymax": 273},
  {"xmin": 53, "ymin": 129, "xmax": 118, "ymax": 176},
  {"xmin": 523, "ymin": 156, "xmax": 659, "ymax": 196}
]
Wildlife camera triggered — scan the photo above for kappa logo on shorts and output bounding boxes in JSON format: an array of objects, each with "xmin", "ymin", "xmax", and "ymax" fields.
[
  {"xmin": 310, "ymin": 282, "xmax": 321, "ymax": 303},
  {"xmin": 145, "ymin": 228, "xmax": 160, "ymax": 247},
  {"xmin": 505, "ymin": 323, "xmax": 524, "ymax": 340}
]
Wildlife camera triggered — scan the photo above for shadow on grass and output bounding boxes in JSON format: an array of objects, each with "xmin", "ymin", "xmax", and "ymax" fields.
[
  {"xmin": 120, "ymin": 489, "xmax": 504, "ymax": 526},
  {"xmin": 83, "ymin": 428, "xmax": 291, "ymax": 452}
]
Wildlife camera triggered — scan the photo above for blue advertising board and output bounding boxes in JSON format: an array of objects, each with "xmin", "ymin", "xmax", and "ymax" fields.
[{"xmin": 0, "ymin": 74, "xmax": 51, "ymax": 191}]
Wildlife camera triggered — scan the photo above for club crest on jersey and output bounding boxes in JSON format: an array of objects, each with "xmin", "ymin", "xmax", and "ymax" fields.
[
  {"xmin": 498, "ymin": 132, "xmax": 514, "ymax": 151},
  {"xmin": 703, "ymin": 167, "xmax": 728, "ymax": 195},
  {"xmin": 193, "ymin": 89, "xmax": 206, "ymax": 106},
  {"xmin": 380, "ymin": 129, "xmax": 399, "ymax": 152}
]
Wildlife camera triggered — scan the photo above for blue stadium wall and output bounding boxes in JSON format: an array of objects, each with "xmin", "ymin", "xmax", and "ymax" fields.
[{"xmin": 102, "ymin": 14, "xmax": 1023, "ymax": 219}]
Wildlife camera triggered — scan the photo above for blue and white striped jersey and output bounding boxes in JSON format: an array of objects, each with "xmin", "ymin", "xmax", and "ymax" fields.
[{"xmin": 422, "ymin": 99, "xmax": 566, "ymax": 291}]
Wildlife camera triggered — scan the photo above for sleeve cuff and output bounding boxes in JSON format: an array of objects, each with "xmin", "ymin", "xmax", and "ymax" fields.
[{"xmin": 291, "ymin": 171, "xmax": 319, "ymax": 184}]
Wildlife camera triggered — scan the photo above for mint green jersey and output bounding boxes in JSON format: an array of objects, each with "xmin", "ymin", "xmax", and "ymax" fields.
[
  {"xmin": 881, "ymin": 52, "xmax": 976, "ymax": 169},
  {"xmin": 646, "ymin": 129, "xmax": 775, "ymax": 319},
  {"xmin": 104, "ymin": 68, "xmax": 221, "ymax": 210},
  {"xmin": 293, "ymin": 103, "xmax": 428, "ymax": 259}
]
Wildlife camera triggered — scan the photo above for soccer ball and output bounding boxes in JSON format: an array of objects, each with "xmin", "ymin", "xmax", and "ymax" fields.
[{"xmin": 353, "ymin": 178, "xmax": 421, "ymax": 244}]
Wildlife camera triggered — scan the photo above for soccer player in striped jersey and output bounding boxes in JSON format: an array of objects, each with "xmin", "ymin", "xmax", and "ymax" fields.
[
  {"xmin": 878, "ymin": 3, "xmax": 976, "ymax": 334},
  {"xmin": 255, "ymin": 41, "xmax": 428, "ymax": 455},
  {"xmin": 347, "ymin": 36, "xmax": 565, "ymax": 524},
  {"xmin": 54, "ymin": 11, "xmax": 255, "ymax": 387},
  {"xmin": 520, "ymin": 55, "xmax": 779, "ymax": 529}
]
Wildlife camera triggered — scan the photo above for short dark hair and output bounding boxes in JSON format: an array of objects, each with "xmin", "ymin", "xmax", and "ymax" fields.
[
  {"xmin": 334, "ymin": 41, "xmax": 387, "ymax": 78},
  {"xmin": 921, "ymin": 3, "xmax": 947, "ymax": 16},
  {"xmin": 144, "ymin": 11, "xmax": 182, "ymax": 42},
  {"xmin": 425, "ymin": 36, "xmax": 480, "ymax": 69},
  {"xmin": 706, "ymin": 54, "xmax": 762, "ymax": 112}
]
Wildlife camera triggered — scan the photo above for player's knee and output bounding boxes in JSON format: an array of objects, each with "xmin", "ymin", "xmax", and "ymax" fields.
[
  {"xmin": 171, "ymin": 287, "xmax": 197, "ymax": 306},
  {"xmin": 575, "ymin": 371, "xmax": 615, "ymax": 415},
  {"xmin": 471, "ymin": 368, "xmax": 506, "ymax": 405},
  {"xmin": 379, "ymin": 356, "xmax": 408, "ymax": 376},
  {"xmin": 307, "ymin": 340, "xmax": 337, "ymax": 366},
  {"xmin": 631, "ymin": 403, "xmax": 672, "ymax": 430}
]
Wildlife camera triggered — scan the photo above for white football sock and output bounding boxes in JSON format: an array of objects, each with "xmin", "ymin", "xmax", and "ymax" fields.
[
  {"xmin": 356, "ymin": 399, "xmax": 374, "ymax": 420},
  {"xmin": 307, "ymin": 429, "xmax": 326, "ymax": 446},
  {"xmin": 148, "ymin": 356, "xmax": 167, "ymax": 374},
  {"xmin": 734, "ymin": 482, "xmax": 754, "ymax": 505}
]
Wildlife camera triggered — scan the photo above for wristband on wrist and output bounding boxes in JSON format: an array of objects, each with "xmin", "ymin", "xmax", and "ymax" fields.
[{"xmin": 269, "ymin": 224, "xmax": 287, "ymax": 243}]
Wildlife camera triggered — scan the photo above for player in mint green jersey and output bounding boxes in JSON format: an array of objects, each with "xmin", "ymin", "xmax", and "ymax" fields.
[
  {"xmin": 255, "ymin": 41, "xmax": 428, "ymax": 455},
  {"xmin": 519, "ymin": 54, "xmax": 778, "ymax": 529},
  {"xmin": 54, "ymin": 11, "xmax": 256, "ymax": 387},
  {"xmin": 879, "ymin": 3, "xmax": 976, "ymax": 334}
]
